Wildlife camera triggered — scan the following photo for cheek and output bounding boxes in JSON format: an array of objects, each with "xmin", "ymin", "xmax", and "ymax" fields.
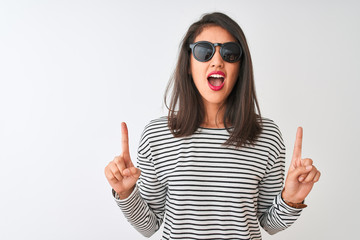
[
  {"xmin": 227, "ymin": 64, "xmax": 240, "ymax": 84},
  {"xmin": 190, "ymin": 58, "xmax": 206, "ymax": 82}
]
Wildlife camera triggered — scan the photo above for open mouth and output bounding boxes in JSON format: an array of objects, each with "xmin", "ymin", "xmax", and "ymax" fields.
[{"xmin": 207, "ymin": 73, "xmax": 225, "ymax": 91}]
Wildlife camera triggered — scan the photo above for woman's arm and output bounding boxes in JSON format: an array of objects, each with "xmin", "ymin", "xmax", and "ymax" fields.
[
  {"xmin": 256, "ymin": 124, "xmax": 302, "ymax": 235},
  {"xmin": 257, "ymin": 126, "xmax": 320, "ymax": 235},
  {"xmin": 110, "ymin": 122, "xmax": 167, "ymax": 238}
]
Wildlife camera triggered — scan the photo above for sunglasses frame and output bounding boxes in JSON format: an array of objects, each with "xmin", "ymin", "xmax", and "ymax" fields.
[{"xmin": 189, "ymin": 41, "xmax": 242, "ymax": 63}]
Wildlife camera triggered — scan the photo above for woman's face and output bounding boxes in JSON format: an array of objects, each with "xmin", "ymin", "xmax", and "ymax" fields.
[{"xmin": 190, "ymin": 25, "xmax": 240, "ymax": 109}]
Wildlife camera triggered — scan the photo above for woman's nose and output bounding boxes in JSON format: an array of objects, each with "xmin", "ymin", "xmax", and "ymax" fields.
[{"xmin": 210, "ymin": 46, "xmax": 224, "ymax": 68}]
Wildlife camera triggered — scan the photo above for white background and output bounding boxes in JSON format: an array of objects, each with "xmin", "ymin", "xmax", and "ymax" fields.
[{"xmin": 1, "ymin": 0, "xmax": 359, "ymax": 239}]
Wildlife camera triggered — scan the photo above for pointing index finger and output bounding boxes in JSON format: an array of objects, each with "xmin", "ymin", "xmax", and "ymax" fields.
[
  {"xmin": 291, "ymin": 127, "xmax": 303, "ymax": 167},
  {"xmin": 121, "ymin": 122, "xmax": 130, "ymax": 157}
]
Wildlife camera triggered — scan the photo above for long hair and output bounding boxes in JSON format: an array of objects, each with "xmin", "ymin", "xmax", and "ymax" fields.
[{"xmin": 164, "ymin": 12, "xmax": 262, "ymax": 148}]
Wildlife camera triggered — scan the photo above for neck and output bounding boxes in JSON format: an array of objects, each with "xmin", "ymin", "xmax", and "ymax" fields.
[{"xmin": 201, "ymin": 102, "xmax": 227, "ymax": 128}]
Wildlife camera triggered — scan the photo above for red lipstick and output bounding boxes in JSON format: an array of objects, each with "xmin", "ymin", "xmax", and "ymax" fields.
[{"xmin": 207, "ymin": 71, "xmax": 225, "ymax": 91}]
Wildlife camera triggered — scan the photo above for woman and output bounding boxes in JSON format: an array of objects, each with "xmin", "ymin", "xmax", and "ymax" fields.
[{"xmin": 105, "ymin": 12, "xmax": 320, "ymax": 239}]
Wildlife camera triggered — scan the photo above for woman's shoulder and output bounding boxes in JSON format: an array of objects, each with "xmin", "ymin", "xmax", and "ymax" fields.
[
  {"xmin": 259, "ymin": 116, "xmax": 280, "ymax": 128},
  {"xmin": 144, "ymin": 116, "xmax": 169, "ymax": 129},
  {"xmin": 140, "ymin": 116, "xmax": 170, "ymax": 139},
  {"xmin": 257, "ymin": 116, "xmax": 285, "ymax": 149},
  {"xmin": 258, "ymin": 116, "xmax": 284, "ymax": 137}
]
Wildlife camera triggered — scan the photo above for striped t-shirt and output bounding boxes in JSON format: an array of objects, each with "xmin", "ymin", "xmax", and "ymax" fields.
[{"xmin": 114, "ymin": 116, "xmax": 302, "ymax": 239}]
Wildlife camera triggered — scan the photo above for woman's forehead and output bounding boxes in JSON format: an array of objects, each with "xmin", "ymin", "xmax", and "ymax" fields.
[{"xmin": 194, "ymin": 25, "xmax": 236, "ymax": 43}]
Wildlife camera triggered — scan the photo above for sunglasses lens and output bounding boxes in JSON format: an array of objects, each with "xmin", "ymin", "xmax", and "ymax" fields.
[
  {"xmin": 193, "ymin": 42, "xmax": 214, "ymax": 62},
  {"xmin": 221, "ymin": 43, "xmax": 242, "ymax": 62}
]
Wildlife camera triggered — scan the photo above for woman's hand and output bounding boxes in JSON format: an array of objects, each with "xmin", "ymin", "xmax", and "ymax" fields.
[
  {"xmin": 104, "ymin": 122, "xmax": 141, "ymax": 199},
  {"xmin": 282, "ymin": 127, "xmax": 321, "ymax": 203}
]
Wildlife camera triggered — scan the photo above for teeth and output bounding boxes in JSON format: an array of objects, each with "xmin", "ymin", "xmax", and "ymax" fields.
[{"xmin": 209, "ymin": 74, "xmax": 224, "ymax": 78}]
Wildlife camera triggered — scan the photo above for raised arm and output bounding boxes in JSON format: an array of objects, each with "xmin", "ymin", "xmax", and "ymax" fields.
[
  {"xmin": 105, "ymin": 122, "xmax": 167, "ymax": 237},
  {"xmin": 257, "ymin": 126, "xmax": 321, "ymax": 235}
]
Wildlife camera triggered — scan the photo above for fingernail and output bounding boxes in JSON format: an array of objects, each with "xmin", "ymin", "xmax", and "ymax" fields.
[
  {"xmin": 123, "ymin": 169, "xmax": 130, "ymax": 175},
  {"xmin": 299, "ymin": 176, "xmax": 304, "ymax": 182},
  {"xmin": 306, "ymin": 165, "xmax": 312, "ymax": 170}
]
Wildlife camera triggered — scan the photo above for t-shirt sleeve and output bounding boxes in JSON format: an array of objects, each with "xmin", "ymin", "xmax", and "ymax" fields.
[
  {"xmin": 113, "ymin": 125, "xmax": 167, "ymax": 238},
  {"xmin": 257, "ymin": 122, "xmax": 303, "ymax": 235}
]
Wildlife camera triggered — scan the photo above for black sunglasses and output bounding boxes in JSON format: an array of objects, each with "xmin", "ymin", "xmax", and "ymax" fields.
[{"xmin": 189, "ymin": 41, "xmax": 242, "ymax": 63}]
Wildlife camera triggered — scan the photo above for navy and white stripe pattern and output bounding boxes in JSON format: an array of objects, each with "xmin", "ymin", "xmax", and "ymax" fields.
[{"xmin": 114, "ymin": 117, "xmax": 302, "ymax": 239}]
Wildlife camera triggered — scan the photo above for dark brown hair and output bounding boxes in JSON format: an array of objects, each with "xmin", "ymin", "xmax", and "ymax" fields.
[{"xmin": 164, "ymin": 12, "xmax": 262, "ymax": 148}]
